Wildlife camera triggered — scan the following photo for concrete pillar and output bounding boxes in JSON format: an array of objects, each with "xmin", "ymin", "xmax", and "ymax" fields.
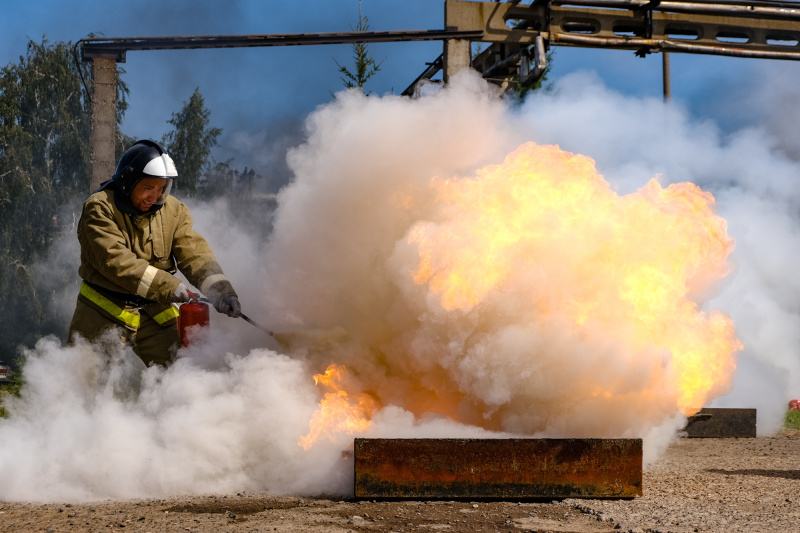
[
  {"xmin": 90, "ymin": 57, "xmax": 118, "ymax": 191},
  {"xmin": 443, "ymin": 39, "xmax": 472, "ymax": 82},
  {"xmin": 443, "ymin": 0, "xmax": 478, "ymax": 82}
]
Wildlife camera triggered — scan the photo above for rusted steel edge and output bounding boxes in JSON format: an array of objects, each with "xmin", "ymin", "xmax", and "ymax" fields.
[{"xmin": 353, "ymin": 438, "xmax": 643, "ymax": 501}]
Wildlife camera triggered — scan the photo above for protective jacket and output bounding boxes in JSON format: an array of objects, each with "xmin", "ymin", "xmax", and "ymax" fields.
[{"xmin": 75, "ymin": 188, "xmax": 236, "ymax": 332}]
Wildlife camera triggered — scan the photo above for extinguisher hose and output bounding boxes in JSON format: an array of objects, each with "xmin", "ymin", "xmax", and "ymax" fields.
[{"xmin": 195, "ymin": 296, "xmax": 276, "ymax": 338}]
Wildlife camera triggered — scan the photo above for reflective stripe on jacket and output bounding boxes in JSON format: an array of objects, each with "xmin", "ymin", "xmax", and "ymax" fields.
[
  {"xmin": 79, "ymin": 281, "xmax": 180, "ymax": 330},
  {"xmin": 79, "ymin": 281, "xmax": 141, "ymax": 329},
  {"xmin": 151, "ymin": 304, "xmax": 180, "ymax": 325}
]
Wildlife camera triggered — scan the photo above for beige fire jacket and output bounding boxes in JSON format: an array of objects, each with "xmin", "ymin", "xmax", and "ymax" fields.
[{"xmin": 77, "ymin": 188, "xmax": 236, "ymax": 314}]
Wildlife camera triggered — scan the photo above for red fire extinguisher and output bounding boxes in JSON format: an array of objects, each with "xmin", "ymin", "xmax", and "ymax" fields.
[{"xmin": 178, "ymin": 292, "xmax": 210, "ymax": 347}]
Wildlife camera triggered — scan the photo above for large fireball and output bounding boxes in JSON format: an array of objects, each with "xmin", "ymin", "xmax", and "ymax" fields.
[{"xmin": 298, "ymin": 140, "xmax": 741, "ymax": 447}]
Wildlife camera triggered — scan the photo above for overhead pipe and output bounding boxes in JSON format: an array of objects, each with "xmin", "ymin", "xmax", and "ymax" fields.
[
  {"xmin": 552, "ymin": 0, "xmax": 800, "ymax": 20},
  {"xmin": 549, "ymin": 31, "xmax": 800, "ymax": 59}
]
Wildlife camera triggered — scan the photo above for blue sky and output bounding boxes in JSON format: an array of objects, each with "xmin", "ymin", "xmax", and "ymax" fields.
[{"xmin": 2, "ymin": 0, "xmax": 799, "ymax": 170}]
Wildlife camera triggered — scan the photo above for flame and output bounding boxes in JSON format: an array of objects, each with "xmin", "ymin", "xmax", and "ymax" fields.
[
  {"xmin": 410, "ymin": 142, "xmax": 741, "ymax": 415},
  {"xmin": 298, "ymin": 364, "xmax": 375, "ymax": 449}
]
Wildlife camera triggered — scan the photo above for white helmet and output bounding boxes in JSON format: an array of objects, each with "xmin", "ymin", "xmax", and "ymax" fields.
[{"xmin": 110, "ymin": 140, "xmax": 178, "ymax": 208}]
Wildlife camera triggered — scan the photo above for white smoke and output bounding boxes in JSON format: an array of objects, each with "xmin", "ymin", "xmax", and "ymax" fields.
[
  {"xmin": 2, "ymin": 68, "xmax": 799, "ymax": 502},
  {"xmin": 0, "ymin": 333, "xmax": 343, "ymax": 502}
]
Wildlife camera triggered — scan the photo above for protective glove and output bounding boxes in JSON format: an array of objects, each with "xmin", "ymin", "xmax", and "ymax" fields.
[
  {"xmin": 207, "ymin": 280, "xmax": 241, "ymax": 317},
  {"xmin": 172, "ymin": 282, "xmax": 191, "ymax": 303},
  {"xmin": 216, "ymin": 295, "xmax": 241, "ymax": 318}
]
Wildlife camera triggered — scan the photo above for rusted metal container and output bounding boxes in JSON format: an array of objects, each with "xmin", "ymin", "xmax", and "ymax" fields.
[
  {"xmin": 354, "ymin": 438, "xmax": 642, "ymax": 499},
  {"xmin": 683, "ymin": 408, "xmax": 756, "ymax": 438}
]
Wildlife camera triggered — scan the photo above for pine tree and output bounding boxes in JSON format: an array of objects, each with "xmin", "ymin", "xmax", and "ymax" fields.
[
  {"xmin": 162, "ymin": 88, "xmax": 221, "ymax": 196},
  {"xmin": 334, "ymin": 0, "xmax": 384, "ymax": 93}
]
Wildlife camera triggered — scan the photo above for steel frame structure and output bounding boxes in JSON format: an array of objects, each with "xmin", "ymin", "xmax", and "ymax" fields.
[{"xmin": 439, "ymin": 0, "xmax": 800, "ymax": 93}]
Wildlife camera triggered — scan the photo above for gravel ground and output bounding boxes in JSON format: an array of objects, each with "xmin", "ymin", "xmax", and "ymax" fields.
[{"xmin": 1, "ymin": 432, "xmax": 798, "ymax": 532}]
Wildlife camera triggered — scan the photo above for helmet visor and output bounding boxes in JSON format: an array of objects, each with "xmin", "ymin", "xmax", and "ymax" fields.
[{"xmin": 153, "ymin": 178, "xmax": 174, "ymax": 206}]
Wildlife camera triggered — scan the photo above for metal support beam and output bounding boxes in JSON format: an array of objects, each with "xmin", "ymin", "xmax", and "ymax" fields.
[
  {"xmin": 89, "ymin": 58, "xmax": 117, "ymax": 191},
  {"xmin": 354, "ymin": 438, "xmax": 643, "ymax": 499},
  {"xmin": 401, "ymin": 55, "xmax": 444, "ymax": 96},
  {"xmin": 79, "ymin": 30, "xmax": 483, "ymax": 59}
]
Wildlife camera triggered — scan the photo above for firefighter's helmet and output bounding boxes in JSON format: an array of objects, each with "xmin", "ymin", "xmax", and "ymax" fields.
[{"xmin": 111, "ymin": 140, "xmax": 178, "ymax": 205}]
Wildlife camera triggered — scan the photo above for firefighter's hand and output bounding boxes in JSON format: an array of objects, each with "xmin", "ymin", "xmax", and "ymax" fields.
[
  {"xmin": 216, "ymin": 295, "xmax": 241, "ymax": 318},
  {"xmin": 172, "ymin": 283, "xmax": 191, "ymax": 303},
  {"xmin": 207, "ymin": 280, "xmax": 241, "ymax": 317}
]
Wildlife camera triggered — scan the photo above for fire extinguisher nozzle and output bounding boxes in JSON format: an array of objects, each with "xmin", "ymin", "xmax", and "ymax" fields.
[
  {"xmin": 240, "ymin": 312, "xmax": 275, "ymax": 337},
  {"xmin": 194, "ymin": 296, "xmax": 274, "ymax": 338}
]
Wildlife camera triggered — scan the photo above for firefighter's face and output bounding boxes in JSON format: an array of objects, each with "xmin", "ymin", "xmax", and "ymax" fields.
[{"xmin": 131, "ymin": 178, "xmax": 167, "ymax": 212}]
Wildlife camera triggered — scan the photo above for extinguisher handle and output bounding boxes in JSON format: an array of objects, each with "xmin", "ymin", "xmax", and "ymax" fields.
[{"xmin": 186, "ymin": 290, "xmax": 199, "ymax": 303}]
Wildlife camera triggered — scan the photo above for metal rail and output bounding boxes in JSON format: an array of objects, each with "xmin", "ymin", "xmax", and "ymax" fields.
[{"xmin": 79, "ymin": 29, "xmax": 484, "ymax": 62}]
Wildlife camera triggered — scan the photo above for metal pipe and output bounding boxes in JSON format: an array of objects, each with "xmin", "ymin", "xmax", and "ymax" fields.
[
  {"xmin": 520, "ymin": 34, "xmax": 548, "ymax": 86},
  {"xmin": 550, "ymin": 32, "xmax": 800, "ymax": 59},
  {"xmin": 554, "ymin": 0, "xmax": 800, "ymax": 20},
  {"xmin": 482, "ymin": 49, "xmax": 524, "ymax": 77},
  {"xmin": 555, "ymin": 0, "xmax": 800, "ymax": 9}
]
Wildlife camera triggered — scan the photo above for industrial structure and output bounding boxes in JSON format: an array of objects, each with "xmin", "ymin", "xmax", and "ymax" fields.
[{"xmin": 80, "ymin": 0, "xmax": 800, "ymax": 188}]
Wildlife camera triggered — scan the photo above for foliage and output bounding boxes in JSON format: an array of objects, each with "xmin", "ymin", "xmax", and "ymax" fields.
[
  {"xmin": 0, "ymin": 38, "xmax": 127, "ymax": 365},
  {"xmin": 0, "ymin": 368, "xmax": 23, "ymax": 418},
  {"xmin": 162, "ymin": 88, "xmax": 221, "ymax": 196},
  {"xmin": 784, "ymin": 409, "xmax": 800, "ymax": 430},
  {"xmin": 199, "ymin": 160, "xmax": 261, "ymax": 200},
  {"xmin": 334, "ymin": 0, "xmax": 384, "ymax": 93}
]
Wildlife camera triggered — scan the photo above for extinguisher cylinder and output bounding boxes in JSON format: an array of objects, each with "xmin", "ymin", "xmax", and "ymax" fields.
[{"xmin": 179, "ymin": 301, "xmax": 210, "ymax": 347}]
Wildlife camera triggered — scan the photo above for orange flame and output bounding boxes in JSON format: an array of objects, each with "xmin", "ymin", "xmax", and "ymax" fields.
[
  {"xmin": 410, "ymin": 142, "xmax": 741, "ymax": 415},
  {"xmin": 298, "ymin": 364, "xmax": 375, "ymax": 450}
]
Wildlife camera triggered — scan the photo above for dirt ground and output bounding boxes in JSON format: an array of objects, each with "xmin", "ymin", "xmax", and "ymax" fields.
[{"xmin": 2, "ymin": 432, "xmax": 799, "ymax": 533}]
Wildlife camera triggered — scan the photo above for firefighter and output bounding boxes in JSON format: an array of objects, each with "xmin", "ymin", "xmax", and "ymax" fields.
[{"xmin": 68, "ymin": 140, "xmax": 241, "ymax": 366}]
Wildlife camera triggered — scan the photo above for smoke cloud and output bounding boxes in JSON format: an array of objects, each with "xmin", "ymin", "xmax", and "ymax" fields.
[{"xmin": 2, "ymin": 69, "xmax": 798, "ymax": 502}]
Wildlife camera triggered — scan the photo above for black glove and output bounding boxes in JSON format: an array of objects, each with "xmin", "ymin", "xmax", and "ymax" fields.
[
  {"xmin": 207, "ymin": 281, "xmax": 241, "ymax": 318},
  {"xmin": 217, "ymin": 295, "xmax": 241, "ymax": 318}
]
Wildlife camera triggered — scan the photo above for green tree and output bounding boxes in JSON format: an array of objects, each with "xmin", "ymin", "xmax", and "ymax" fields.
[
  {"xmin": 334, "ymin": 0, "xmax": 384, "ymax": 93},
  {"xmin": 162, "ymin": 88, "xmax": 221, "ymax": 196},
  {"xmin": 0, "ymin": 38, "xmax": 127, "ymax": 364}
]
